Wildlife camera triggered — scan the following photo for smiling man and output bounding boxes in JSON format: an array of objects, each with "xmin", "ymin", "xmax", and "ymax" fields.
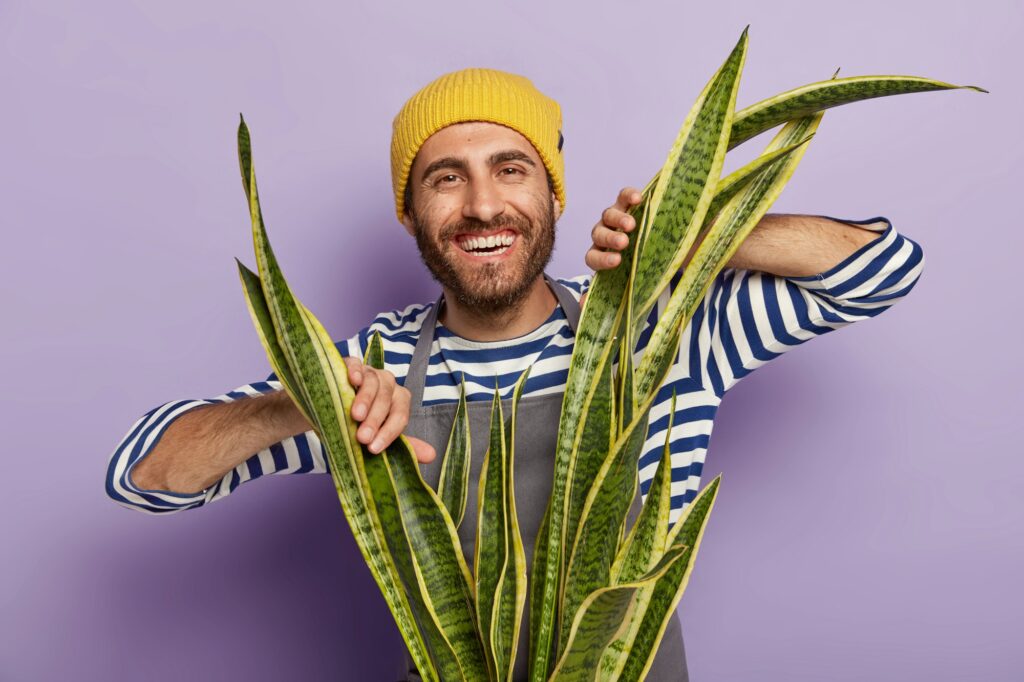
[{"xmin": 106, "ymin": 68, "xmax": 925, "ymax": 681}]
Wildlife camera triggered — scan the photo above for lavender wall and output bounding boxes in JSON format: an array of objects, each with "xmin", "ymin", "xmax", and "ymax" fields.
[{"xmin": 2, "ymin": 1, "xmax": 1020, "ymax": 679}]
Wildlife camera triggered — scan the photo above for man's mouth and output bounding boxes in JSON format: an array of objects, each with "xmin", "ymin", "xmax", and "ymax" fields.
[{"xmin": 454, "ymin": 229, "xmax": 518, "ymax": 257}]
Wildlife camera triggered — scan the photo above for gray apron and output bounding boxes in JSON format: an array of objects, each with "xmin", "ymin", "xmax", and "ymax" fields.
[{"xmin": 396, "ymin": 274, "xmax": 688, "ymax": 682}]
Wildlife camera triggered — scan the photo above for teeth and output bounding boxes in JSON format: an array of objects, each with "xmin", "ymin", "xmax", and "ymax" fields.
[{"xmin": 458, "ymin": 233, "xmax": 516, "ymax": 252}]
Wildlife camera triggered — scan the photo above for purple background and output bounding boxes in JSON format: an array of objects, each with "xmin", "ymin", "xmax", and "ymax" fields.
[{"xmin": 2, "ymin": 1, "xmax": 1020, "ymax": 680}]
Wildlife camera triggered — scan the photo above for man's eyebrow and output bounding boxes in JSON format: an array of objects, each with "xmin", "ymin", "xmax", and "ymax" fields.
[
  {"xmin": 489, "ymin": 150, "xmax": 536, "ymax": 167},
  {"xmin": 420, "ymin": 156, "xmax": 468, "ymax": 181}
]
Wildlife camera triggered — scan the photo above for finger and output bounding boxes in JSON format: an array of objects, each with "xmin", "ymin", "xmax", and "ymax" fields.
[
  {"xmin": 586, "ymin": 248, "xmax": 621, "ymax": 271},
  {"xmin": 368, "ymin": 387, "xmax": 410, "ymax": 454},
  {"xmin": 350, "ymin": 368, "xmax": 379, "ymax": 422},
  {"xmin": 592, "ymin": 225, "xmax": 630, "ymax": 251},
  {"xmin": 343, "ymin": 357, "xmax": 364, "ymax": 386},
  {"xmin": 616, "ymin": 186, "xmax": 643, "ymax": 211},
  {"xmin": 408, "ymin": 436, "xmax": 437, "ymax": 464},
  {"xmin": 602, "ymin": 207, "xmax": 636, "ymax": 232},
  {"xmin": 358, "ymin": 372, "xmax": 395, "ymax": 447}
]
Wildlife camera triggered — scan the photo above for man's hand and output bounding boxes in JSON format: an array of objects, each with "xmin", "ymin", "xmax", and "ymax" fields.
[
  {"xmin": 342, "ymin": 357, "xmax": 436, "ymax": 464},
  {"xmin": 585, "ymin": 186, "xmax": 643, "ymax": 272}
]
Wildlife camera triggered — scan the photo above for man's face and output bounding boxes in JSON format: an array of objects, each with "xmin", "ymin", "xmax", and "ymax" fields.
[{"xmin": 401, "ymin": 121, "xmax": 562, "ymax": 313}]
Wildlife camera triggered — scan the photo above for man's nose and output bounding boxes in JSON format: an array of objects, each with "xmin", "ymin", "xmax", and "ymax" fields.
[{"xmin": 462, "ymin": 176, "xmax": 505, "ymax": 223}]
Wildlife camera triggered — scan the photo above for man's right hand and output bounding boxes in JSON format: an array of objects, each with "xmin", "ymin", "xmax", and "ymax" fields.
[{"xmin": 342, "ymin": 357, "xmax": 436, "ymax": 464}]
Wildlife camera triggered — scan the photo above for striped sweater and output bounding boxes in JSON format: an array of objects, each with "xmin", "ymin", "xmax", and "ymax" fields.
[{"xmin": 106, "ymin": 216, "xmax": 924, "ymax": 524}]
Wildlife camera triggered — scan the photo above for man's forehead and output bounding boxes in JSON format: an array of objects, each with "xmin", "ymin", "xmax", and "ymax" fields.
[{"xmin": 413, "ymin": 121, "xmax": 541, "ymax": 170}]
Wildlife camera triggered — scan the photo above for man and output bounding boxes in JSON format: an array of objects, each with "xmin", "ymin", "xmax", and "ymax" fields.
[{"xmin": 106, "ymin": 68, "xmax": 924, "ymax": 680}]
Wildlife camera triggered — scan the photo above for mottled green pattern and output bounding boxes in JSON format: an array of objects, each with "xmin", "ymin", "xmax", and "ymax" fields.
[
  {"xmin": 236, "ymin": 119, "xmax": 436, "ymax": 679},
  {"xmin": 563, "ymin": 353, "xmax": 614, "ymax": 572},
  {"xmin": 558, "ymin": 403, "xmax": 654, "ymax": 659},
  {"xmin": 365, "ymin": 333, "xmax": 487, "ymax": 679},
  {"xmin": 636, "ymin": 113, "xmax": 822, "ymax": 402},
  {"xmin": 236, "ymin": 261, "xmax": 307, "ymax": 420},
  {"xmin": 630, "ymin": 29, "xmax": 749, "ymax": 331},
  {"xmin": 617, "ymin": 478, "xmax": 720, "ymax": 681},
  {"xmin": 477, "ymin": 374, "xmax": 530, "ymax": 681},
  {"xmin": 496, "ymin": 371, "xmax": 529, "ymax": 681},
  {"xmin": 731, "ymin": 75, "xmax": 986, "ymax": 150},
  {"xmin": 382, "ymin": 444, "xmax": 488, "ymax": 680},
  {"xmin": 364, "ymin": 444, "xmax": 467, "ymax": 681},
  {"xmin": 438, "ymin": 378, "xmax": 472, "ymax": 528},
  {"xmin": 528, "ymin": 31, "xmax": 750, "ymax": 680},
  {"xmin": 475, "ymin": 387, "xmax": 506, "ymax": 679},
  {"xmin": 549, "ymin": 546, "xmax": 690, "ymax": 682},
  {"xmin": 527, "ymin": 502, "xmax": 556, "ymax": 681},
  {"xmin": 701, "ymin": 136, "xmax": 814, "ymax": 241},
  {"xmin": 611, "ymin": 393, "xmax": 676, "ymax": 585}
]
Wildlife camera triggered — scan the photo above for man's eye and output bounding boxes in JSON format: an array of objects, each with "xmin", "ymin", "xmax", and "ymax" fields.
[
  {"xmin": 500, "ymin": 167, "xmax": 521, "ymax": 176},
  {"xmin": 437, "ymin": 174, "xmax": 459, "ymax": 184}
]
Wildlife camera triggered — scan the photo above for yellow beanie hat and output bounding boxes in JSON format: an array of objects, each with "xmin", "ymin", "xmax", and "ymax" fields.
[{"xmin": 390, "ymin": 68, "xmax": 565, "ymax": 223}]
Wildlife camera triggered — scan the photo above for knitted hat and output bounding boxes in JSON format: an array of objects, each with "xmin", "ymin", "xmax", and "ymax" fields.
[{"xmin": 390, "ymin": 68, "xmax": 565, "ymax": 223}]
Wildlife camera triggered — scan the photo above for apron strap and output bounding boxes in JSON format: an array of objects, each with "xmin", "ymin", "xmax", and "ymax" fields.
[{"xmin": 403, "ymin": 273, "xmax": 582, "ymax": 407}]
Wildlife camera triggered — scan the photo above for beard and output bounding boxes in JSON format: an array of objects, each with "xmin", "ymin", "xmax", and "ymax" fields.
[{"xmin": 411, "ymin": 195, "xmax": 556, "ymax": 315}]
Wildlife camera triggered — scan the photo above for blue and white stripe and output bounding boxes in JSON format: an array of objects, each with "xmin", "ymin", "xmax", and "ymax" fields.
[{"xmin": 106, "ymin": 216, "xmax": 923, "ymax": 523}]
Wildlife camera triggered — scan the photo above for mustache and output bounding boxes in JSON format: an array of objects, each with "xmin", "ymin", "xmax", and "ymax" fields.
[{"xmin": 439, "ymin": 214, "xmax": 532, "ymax": 241}]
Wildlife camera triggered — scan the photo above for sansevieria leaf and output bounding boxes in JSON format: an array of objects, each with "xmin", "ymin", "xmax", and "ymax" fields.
[
  {"xmin": 613, "ymin": 477, "xmax": 721, "ymax": 682},
  {"xmin": 609, "ymin": 392, "xmax": 677, "ymax": 586},
  {"xmin": 548, "ymin": 545, "xmax": 693, "ymax": 682},
  {"xmin": 476, "ymin": 371, "xmax": 530, "ymax": 680},
  {"xmin": 238, "ymin": 118, "xmax": 489, "ymax": 681},
  {"xmin": 558, "ymin": 397, "xmax": 656, "ymax": 659},
  {"xmin": 236, "ymin": 116, "xmax": 436, "ymax": 680},
  {"xmin": 635, "ymin": 111, "xmax": 823, "ymax": 403},
  {"xmin": 529, "ymin": 29, "xmax": 749, "ymax": 680},
  {"xmin": 362, "ymin": 332, "xmax": 488, "ymax": 681},
  {"xmin": 438, "ymin": 377, "xmax": 472, "ymax": 528},
  {"xmin": 629, "ymin": 27, "xmax": 749, "ymax": 334}
]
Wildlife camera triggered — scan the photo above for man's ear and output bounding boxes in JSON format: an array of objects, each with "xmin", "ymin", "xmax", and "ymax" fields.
[
  {"xmin": 400, "ymin": 211, "xmax": 415, "ymax": 237},
  {"xmin": 552, "ymin": 191, "xmax": 562, "ymax": 222}
]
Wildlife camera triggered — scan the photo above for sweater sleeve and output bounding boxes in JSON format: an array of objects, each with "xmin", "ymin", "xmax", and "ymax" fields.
[
  {"xmin": 104, "ymin": 334, "xmax": 366, "ymax": 515},
  {"xmin": 700, "ymin": 216, "xmax": 925, "ymax": 396}
]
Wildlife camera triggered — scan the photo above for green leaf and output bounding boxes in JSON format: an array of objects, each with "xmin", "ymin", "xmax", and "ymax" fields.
[
  {"xmin": 614, "ymin": 477, "xmax": 721, "ymax": 681},
  {"xmin": 237, "ymin": 119, "xmax": 489, "ymax": 681},
  {"xmin": 558, "ymin": 400, "xmax": 654, "ymax": 659},
  {"xmin": 563, "ymin": 351, "xmax": 615, "ymax": 571},
  {"xmin": 235, "ymin": 259, "xmax": 308, "ymax": 421},
  {"xmin": 729, "ymin": 74, "xmax": 986, "ymax": 151},
  {"xmin": 635, "ymin": 112, "xmax": 823, "ymax": 403},
  {"xmin": 548, "ymin": 545, "xmax": 692, "ymax": 682},
  {"xmin": 476, "ymin": 370, "xmax": 530, "ymax": 681},
  {"xmin": 610, "ymin": 391, "xmax": 677, "ymax": 585},
  {"xmin": 638, "ymin": 73, "xmax": 988, "ymax": 201},
  {"xmin": 438, "ymin": 377, "xmax": 472, "ymax": 527},
  {"xmin": 527, "ymin": 29, "xmax": 749, "ymax": 680},
  {"xmin": 628, "ymin": 27, "xmax": 749, "ymax": 334},
  {"xmin": 497, "ymin": 370, "xmax": 530, "ymax": 680}
]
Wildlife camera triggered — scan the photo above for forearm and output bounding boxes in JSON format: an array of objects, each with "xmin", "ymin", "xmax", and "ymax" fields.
[
  {"xmin": 129, "ymin": 389, "xmax": 312, "ymax": 494},
  {"xmin": 722, "ymin": 213, "xmax": 880, "ymax": 277}
]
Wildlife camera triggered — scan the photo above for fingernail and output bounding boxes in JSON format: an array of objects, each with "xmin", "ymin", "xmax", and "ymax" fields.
[
  {"xmin": 353, "ymin": 405, "xmax": 366, "ymax": 420},
  {"xmin": 351, "ymin": 371, "xmax": 361, "ymax": 383},
  {"xmin": 607, "ymin": 254, "xmax": 618, "ymax": 266},
  {"xmin": 358, "ymin": 426, "xmax": 372, "ymax": 441},
  {"xmin": 369, "ymin": 439, "xmax": 383, "ymax": 453}
]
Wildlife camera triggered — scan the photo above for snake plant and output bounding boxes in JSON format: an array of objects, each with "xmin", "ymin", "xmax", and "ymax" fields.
[{"xmin": 234, "ymin": 25, "xmax": 984, "ymax": 682}]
